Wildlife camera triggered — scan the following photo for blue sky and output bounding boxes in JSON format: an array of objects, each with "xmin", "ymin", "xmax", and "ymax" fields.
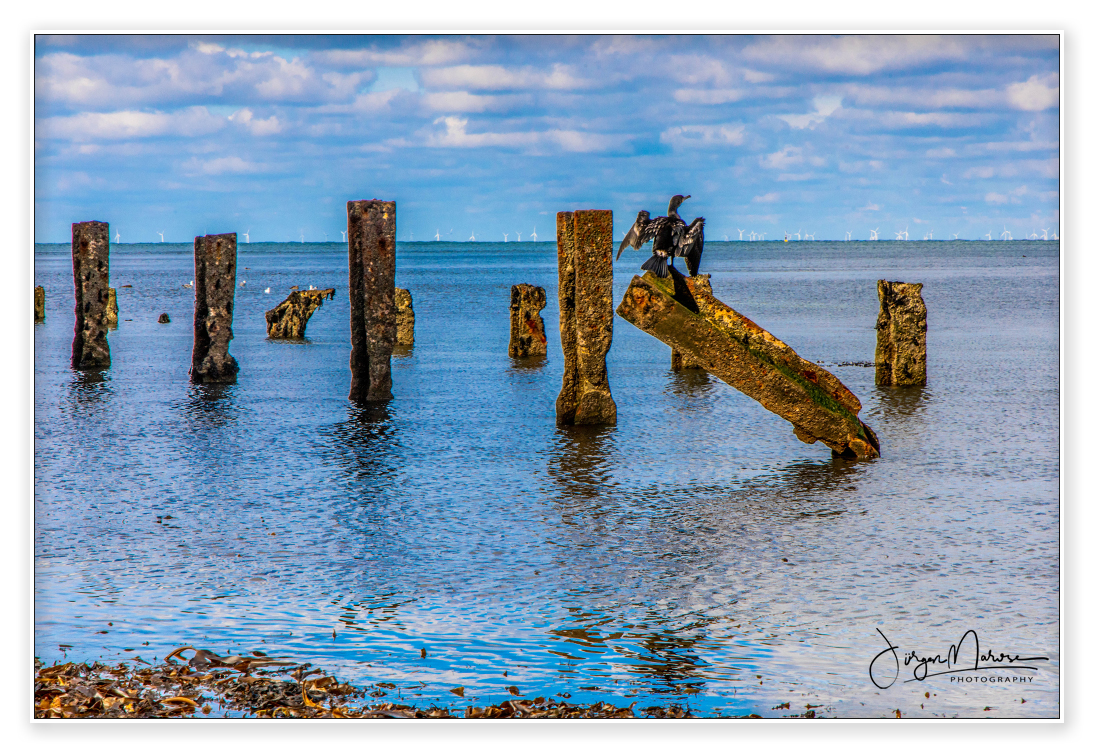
[{"xmin": 33, "ymin": 34, "xmax": 1060, "ymax": 243}]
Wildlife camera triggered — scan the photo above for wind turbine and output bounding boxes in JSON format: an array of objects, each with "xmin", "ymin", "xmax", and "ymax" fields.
[
  {"xmin": 845, "ymin": 231, "xmax": 852, "ymax": 241},
  {"xmin": 793, "ymin": 229, "xmax": 801, "ymax": 241},
  {"xmin": 751, "ymin": 231, "xmax": 758, "ymax": 241},
  {"xmin": 1000, "ymin": 225, "xmax": 1012, "ymax": 241},
  {"xmin": 531, "ymin": 226, "xmax": 538, "ymax": 242},
  {"xmin": 435, "ymin": 229, "xmax": 441, "ymax": 241},
  {"xmin": 737, "ymin": 228, "xmax": 745, "ymax": 241},
  {"xmin": 952, "ymin": 233, "xmax": 959, "ymax": 240},
  {"xmin": 723, "ymin": 234, "xmax": 728, "ymax": 241},
  {"xmin": 983, "ymin": 231, "xmax": 992, "ymax": 240},
  {"xmin": 870, "ymin": 227, "xmax": 879, "ymax": 241},
  {"xmin": 1027, "ymin": 232, "xmax": 1038, "ymax": 239},
  {"xmin": 516, "ymin": 232, "xmax": 521, "ymax": 241},
  {"xmin": 300, "ymin": 231, "xmax": 305, "ymax": 243},
  {"xmin": 759, "ymin": 232, "xmax": 766, "ymax": 240},
  {"xmin": 157, "ymin": 231, "xmax": 165, "ymax": 243},
  {"xmin": 1051, "ymin": 230, "xmax": 1059, "ymax": 240},
  {"xmin": 243, "ymin": 229, "xmax": 250, "ymax": 243},
  {"xmin": 324, "ymin": 232, "xmax": 329, "ymax": 242},
  {"xmin": 503, "ymin": 233, "xmax": 508, "ymax": 242},
  {"xmin": 341, "ymin": 230, "xmax": 347, "ymax": 242},
  {"xmin": 469, "ymin": 230, "xmax": 476, "ymax": 241},
  {"xmin": 1040, "ymin": 228, "xmax": 1048, "ymax": 240},
  {"xmin": 804, "ymin": 231, "xmax": 815, "ymax": 241},
  {"xmin": 114, "ymin": 230, "xmax": 120, "ymax": 243}
]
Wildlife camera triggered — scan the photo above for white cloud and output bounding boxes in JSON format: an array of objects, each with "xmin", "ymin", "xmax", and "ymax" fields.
[
  {"xmin": 964, "ymin": 166, "xmax": 995, "ymax": 179},
  {"xmin": 925, "ymin": 147, "xmax": 956, "ymax": 158},
  {"xmin": 876, "ymin": 111, "xmax": 986, "ymax": 128},
  {"xmin": 660, "ymin": 124, "xmax": 746, "ymax": 148},
  {"xmin": 39, "ymin": 106, "xmax": 224, "ymax": 141},
  {"xmin": 420, "ymin": 91, "xmax": 531, "ymax": 113},
  {"xmin": 753, "ymin": 192, "xmax": 780, "ymax": 203},
  {"xmin": 665, "ymin": 55, "xmax": 734, "ymax": 86},
  {"xmin": 859, "ymin": 202, "xmax": 881, "ymax": 211},
  {"xmin": 315, "ymin": 39, "xmax": 478, "ymax": 68},
  {"xmin": 419, "ymin": 64, "xmax": 589, "ymax": 91},
  {"xmin": 673, "ymin": 88, "xmax": 744, "ymax": 105},
  {"xmin": 181, "ymin": 155, "xmax": 263, "ymax": 175},
  {"xmin": 761, "ymin": 145, "xmax": 804, "ymax": 169},
  {"xmin": 842, "ymin": 83, "xmax": 1002, "ymax": 110},
  {"xmin": 984, "ymin": 185, "xmax": 1029, "ymax": 204},
  {"xmin": 743, "ymin": 35, "xmax": 972, "ymax": 75},
  {"xmin": 778, "ymin": 95, "xmax": 842, "ymax": 129},
  {"xmin": 777, "ymin": 172, "xmax": 815, "ymax": 181},
  {"xmin": 228, "ymin": 108, "xmax": 281, "ymax": 136},
  {"xmin": 1006, "ymin": 74, "xmax": 1059, "ymax": 111},
  {"xmin": 423, "ymin": 116, "xmax": 617, "ymax": 153}
]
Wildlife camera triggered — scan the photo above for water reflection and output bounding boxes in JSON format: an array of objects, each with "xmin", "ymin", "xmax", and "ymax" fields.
[
  {"xmin": 874, "ymin": 384, "xmax": 930, "ymax": 420},
  {"xmin": 509, "ymin": 354, "xmax": 547, "ymax": 370},
  {"xmin": 547, "ymin": 426, "xmax": 618, "ymax": 509},
  {"xmin": 61, "ymin": 370, "xmax": 113, "ymax": 419},
  {"xmin": 392, "ymin": 344, "xmax": 414, "ymax": 360},
  {"xmin": 664, "ymin": 368, "xmax": 715, "ymax": 400},
  {"xmin": 323, "ymin": 402, "xmax": 401, "ymax": 494},
  {"xmin": 179, "ymin": 383, "xmax": 237, "ymax": 430}
]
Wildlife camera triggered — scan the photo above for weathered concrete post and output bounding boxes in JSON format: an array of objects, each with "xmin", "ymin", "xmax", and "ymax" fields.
[
  {"xmin": 509, "ymin": 284, "xmax": 547, "ymax": 357},
  {"xmin": 105, "ymin": 288, "xmax": 119, "ymax": 329},
  {"xmin": 347, "ymin": 200, "xmax": 396, "ymax": 402},
  {"xmin": 191, "ymin": 233, "xmax": 240, "ymax": 384},
  {"xmin": 265, "ymin": 288, "xmax": 335, "ymax": 338},
  {"xmin": 34, "ymin": 286, "xmax": 45, "ymax": 322},
  {"xmin": 71, "ymin": 221, "xmax": 111, "ymax": 369},
  {"xmin": 555, "ymin": 210, "xmax": 616, "ymax": 426},
  {"xmin": 875, "ymin": 280, "xmax": 927, "ymax": 387},
  {"xmin": 395, "ymin": 288, "xmax": 415, "ymax": 346},
  {"xmin": 671, "ymin": 274, "xmax": 712, "ymax": 370}
]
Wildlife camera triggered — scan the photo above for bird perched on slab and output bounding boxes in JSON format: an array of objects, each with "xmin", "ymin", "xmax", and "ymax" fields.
[{"xmin": 617, "ymin": 194, "xmax": 706, "ymax": 277}]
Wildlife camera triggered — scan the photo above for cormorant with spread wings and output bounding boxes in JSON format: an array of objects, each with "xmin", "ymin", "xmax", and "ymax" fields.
[{"xmin": 617, "ymin": 195, "xmax": 706, "ymax": 278}]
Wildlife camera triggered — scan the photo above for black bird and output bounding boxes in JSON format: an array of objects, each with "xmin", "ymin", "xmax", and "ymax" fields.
[{"xmin": 617, "ymin": 195, "xmax": 705, "ymax": 277}]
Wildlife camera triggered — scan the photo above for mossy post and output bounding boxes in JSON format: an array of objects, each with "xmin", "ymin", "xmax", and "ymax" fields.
[
  {"xmin": 875, "ymin": 280, "xmax": 927, "ymax": 387},
  {"xmin": 347, "ymin": 200, "xmax": 396, "ymax": 402},
  {"xmin": 555, "ymin": 209, "xmax": 616, "ymax": 426},
  {"xmin": 395, "ymin": 288, "xmax": 414, "ymax": 346},
  {"xmin": 105, "ymin": 288, "xmax": 119, "ymax": 329},
  {"xmin": 70, "ymin": 220, "xmax": 111, "ymax": 369},
  {"xmin": 509, "ymin": 284, "xmax": 547, "ymax": 357},
  {"xmin": 34, "ymin": 286, "xmax": 45, "ymax": 322},
  {"xmin": 617, "ymin": 269, "xmax": 879, "ymax": 459},
  {"xmin": 191, "ymin": 233, "xmax": 239, "ymax": 384}
]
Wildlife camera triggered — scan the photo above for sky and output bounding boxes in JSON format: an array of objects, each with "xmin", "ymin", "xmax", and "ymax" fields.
[{"xmin": 33, "ymin": 34, "xmax": 1060, "ymax": 243}]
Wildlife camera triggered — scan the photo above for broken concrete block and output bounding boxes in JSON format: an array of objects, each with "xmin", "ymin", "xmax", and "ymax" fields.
[
  {"xmin": 191, "ymin": 233, "xmax": 239, "ymax": 384},
  {"xmin": 35, "ymin": 286, "xmax": 44, "ymax": 322},
  {"xmin": 616, "ymin": 268, "xmax": 880, "ymax": 459},
  {"xmin": 395, "ymin": 288, "xmax": 414, "ymax": 346},
  {"xmin": 875, "ymin": 280, "xmax": 927, "ymax": 387},
  {"xmin": 105, "ymin": 287, "xmax": 118, "ymax": 329},
  {"xmin": 265, "ymin": 288, "xmax": 336, "ymax": 338},
  {"xmin": 509, "ymin": 283, "xmax": 547, "ymax": 357},
  {"xmin": 555, "ymin": 209, "xmax": 617, "ymax": 426},
  {"xmin": 70, "ymin": 220, "xmax": 111, "ymax": 369},
  {"xmin": 347, "ymin": 200, "xmax": 396, "ymax": 401},
  {"xmin": 158, "ymin": 313, "xmax": 171, "ymax": 323}
]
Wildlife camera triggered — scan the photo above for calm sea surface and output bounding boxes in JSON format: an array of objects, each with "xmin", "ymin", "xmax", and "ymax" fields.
[{"xmin": 34, "ymin": 239, "xmax": 1059, "ymax": 718}]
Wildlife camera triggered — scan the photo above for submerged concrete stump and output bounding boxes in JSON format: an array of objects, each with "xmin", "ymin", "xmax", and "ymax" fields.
[
  {"xmin": 509, "ymin": 283, "xmax": 547, "ymax": 357},
  {"xmin": 347, "ymin": 200, "xmax": 396, "ymax": 402},
  {"xmin": 555, "ymin": 210, "xmax": 616, "ymax": 426},
  {"xmin": 191, "ymin": 233, "xmax": 240, "ymax": 384},
  {"xmin": 395, "ymin": 288, "xmax": 415, "ymax": 346},
  {"xmin": 875, "ymin": 280, "xmax": 927, "ymax": 387},
  {"xmin": 71, "ymin": 221, "xmax": 111, "ymax": 369},
  {"xmin": 105, "ymin": 287, "xmax": 118, "ymax": 329},
  {"xmin": 265, "ymin": 288, "xmax": 335, "ymax": 338},
  {"xmin": 617, "ymin": 268, "xmax": 880, "ymax": 459},
  {"xmin": 34, "ymin": 286, "xmax": 45, "ymax": 322},
  {"xmin": 158, "ymin": 313, "xmax": 171, "ymax": 324},
  {"xmin": 671, "ymin": 274, "xmax": 711, "ymax": 370}
]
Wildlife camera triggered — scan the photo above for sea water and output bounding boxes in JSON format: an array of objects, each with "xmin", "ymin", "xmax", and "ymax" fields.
[{"xmin": 33, "ymin": 240, "xmax": 1059, "ymax": 718}]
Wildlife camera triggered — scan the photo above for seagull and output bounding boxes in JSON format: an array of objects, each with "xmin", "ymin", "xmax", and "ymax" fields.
[
  {"xmin": 617, "ymin": 194, "xmax": 705, "ymax": 277},
  {"xmin": 239, "ymin": 280, "xmax": 246, "ymax": 288}
]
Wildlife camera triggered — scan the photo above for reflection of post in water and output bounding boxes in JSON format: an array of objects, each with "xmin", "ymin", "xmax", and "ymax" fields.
[
  {"xmin": 548, "ymin": 425, "xmax": 618, "ymax": 507},
  {"xmin": 874, "ymin": 384, "xmax": 929, "ymax": 420},
  {"xmin": 665, "ymin": 368, "xmax": 715, "ymax": 400},
  {"xmin": 63, "ymin": 369, "xmax": 113, "ymax": 418},
  {"xmin": 326, "ymin": 402, "xmax": 400, "ymax": 491},
  {"xmin": 180, "ymin": 383, "xmax": 237, "ymax": 430},
  {"xmin": 767, "ymin": 457, "xmax": 862, "ymax": 504}
]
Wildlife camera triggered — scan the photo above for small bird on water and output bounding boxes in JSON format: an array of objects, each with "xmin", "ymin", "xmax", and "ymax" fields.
[{"xmin": 617, "ymin": 194, "xmax": 706, "ymax": 277}]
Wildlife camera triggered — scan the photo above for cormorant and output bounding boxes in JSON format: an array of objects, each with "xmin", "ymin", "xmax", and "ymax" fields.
[{"xmin": 617, "ymin": 195, "xmax": 706, "ymax": 277}]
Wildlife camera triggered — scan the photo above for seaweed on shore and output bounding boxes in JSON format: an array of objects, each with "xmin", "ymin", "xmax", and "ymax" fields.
[{"xmin": 34, "ymin": 649, "xmax": 701, "ymax": 720}]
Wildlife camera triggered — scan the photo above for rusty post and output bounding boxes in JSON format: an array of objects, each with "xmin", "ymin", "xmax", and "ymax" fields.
[
  {"xmin": 191, "ymin": 233, "xmax": 240, "ymax": 384},
  {"xmin": 875, "ymin": 280, "xmax": 927, "ymax": 387},
  {"xmin": 71, "ymin": 221, "xmax": 111, "ymax": 369},
  {"xmin": 509, "ymin": 284, "xmax": 547, "ymax": 357},
  {"xmin": 347, "ymin": 200, "xmax": 396, "ymax": 401}
]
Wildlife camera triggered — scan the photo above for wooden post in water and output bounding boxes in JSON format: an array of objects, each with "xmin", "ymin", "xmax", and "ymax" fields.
[
  {"xmin": 71, "ymin": 221, "xmax": 111, "ymax": 369},
  {"xmin": 875, "ymin": 280, "xmax": 927, "ymax": 387},
  {"xmin": 395, "ymin": 288, "xmax": 415, "ymax": 346},
  {"xmin": 347, "ymin": 200, "xmax": 396, "ymax": 401},
  {"xmin": 555, "ymin": 209, "xmax": 616, "ymax": 426},
  {"xmin": 191, "ymin": 233, "xmax": 240, "ymax": 384},
  {"xmin": 508, "ymin": 284, "xmax": 547, "ymax": 357},
  {"xmin": 34, "ymin": 286, "xmax": 45, "ymax": 322}
]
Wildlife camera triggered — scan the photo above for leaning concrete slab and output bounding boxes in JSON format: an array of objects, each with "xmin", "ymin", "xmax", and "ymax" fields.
[
  {"xmin": 265, "ymin": 288, "xmax": 335, "ymax": 338},
  {"xmin": 347, "ymin": 200, "xmax": 396, "ymax": 402},
  {"xmin": 395, "ymin": 288, "xmax": 415, "ymax": 346},
  {"xmin": 509, "ymin": 283, "xmax": 547, "ymax": 357},
  {"xmin": 555, "ymin": 210, "xmax": 616, "ymax": 426},
  {"xmin": 875, "ymin": 280, "xmax": 927, "ymax": 387},
  {"xmin": 616, "ymin": 268, "xmax": 880, "ymax": 459},
  {"xmin": 191, "ymin": 233, "xmax": 240, "ymax": 384},
  {"xmin": 71, "ymin": 221, "xmax": 111, "ymax": 369},
  {"xmin": 671, "ymin": 274, "xmax": 711, "ymax": 370}
]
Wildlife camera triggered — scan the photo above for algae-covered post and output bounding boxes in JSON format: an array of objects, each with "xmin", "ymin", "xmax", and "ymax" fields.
[
  {"xmin": 265, "ymin": 288, "xmax": 335, "ymax": 338},
  {"xmin": 35, "ymin": 286, "xmax": 45, "ymax": 322},
  {"xmin": 71, "ymin": 220, "xmax": 111, "ymax": 369},
  {"xmin": 875, "ymin": 280, "xmax": 927, "ymax": 387},
  {"xmin": 509, "ymin": 284, "xmax": 547, "ymax": 357},
  {"xmin": 395, "ymin": 288, "xmax": 415, "ymax": 346},
  {"xmin": 555, "ymin": 209, "xmax": 617, "ymax": 426},
  {"xmin": 347, "ymin": 200, "xmax": 396, "ymax": 401},
  {"xmin": 105, "ymin": 288, "xmax": 119, "ymax": 329},
  {"xmin": 616, "ymin": 269, "xmax": 880, "ymax": 459},
  {"xmin": 191, "ymin": 233, "xmax": 240, "ymax": 384}
]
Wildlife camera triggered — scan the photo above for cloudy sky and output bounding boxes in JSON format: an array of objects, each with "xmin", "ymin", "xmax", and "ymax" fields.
[{"xmin": 33, "ymin": 34, "xmax": 1060, "ymax": 243}]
